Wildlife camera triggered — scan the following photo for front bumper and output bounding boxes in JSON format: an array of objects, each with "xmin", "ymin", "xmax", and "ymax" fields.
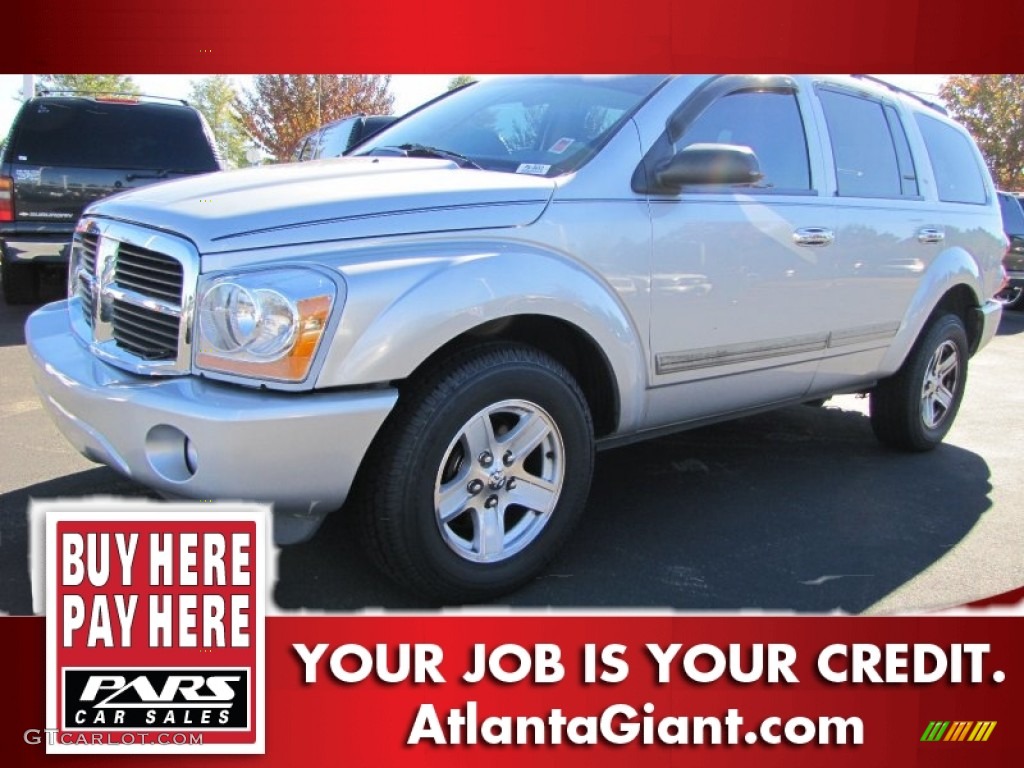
[{"xmin": 26, "ymin": 301, "xmax": 398, "ymax": 544}]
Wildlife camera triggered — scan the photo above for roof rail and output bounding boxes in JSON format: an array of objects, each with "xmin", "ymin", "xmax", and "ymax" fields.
[
  {"xmin": 36, "ymin": 89, "xmax": 189, "ymax": 106},
  {"xmin": 850, "ymin": 75, "xmax": 947, "ymax": 115}
]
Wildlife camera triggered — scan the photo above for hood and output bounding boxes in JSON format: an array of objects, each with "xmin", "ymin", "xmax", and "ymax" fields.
[{"xmin": 87, "ymin": 157, "xmax": 556, "ymax": 254}]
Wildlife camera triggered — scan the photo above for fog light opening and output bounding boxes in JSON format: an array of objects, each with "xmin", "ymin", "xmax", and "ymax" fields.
[{"xmin": 144, "ymin": 425, "xmax": 196, "ymax": 483}]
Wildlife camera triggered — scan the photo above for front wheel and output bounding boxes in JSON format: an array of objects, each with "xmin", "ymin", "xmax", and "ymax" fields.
[
  {"xmin": 870, "ymin": 313, "xmax": 968, "ymax": 452},
  {"xmin": 356, "ymin": 344, "xmax": 594, "ymax": 603}
]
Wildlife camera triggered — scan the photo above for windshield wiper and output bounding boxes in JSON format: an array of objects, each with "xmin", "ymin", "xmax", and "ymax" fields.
[{"xmin": 377, "ymin": 144, "xmax": 482, "ymax": 170}]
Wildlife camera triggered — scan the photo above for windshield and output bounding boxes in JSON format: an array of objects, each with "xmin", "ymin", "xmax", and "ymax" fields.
[{"xmin": 355, "ymin": 76, "xmax": 665, "ymax": 176}]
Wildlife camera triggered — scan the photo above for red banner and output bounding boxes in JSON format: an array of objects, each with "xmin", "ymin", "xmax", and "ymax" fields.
[
  {"xmin": 3, "ymin": 0, "xmax": 1024, "ymax": 71},
  {"xmin": 3, "ymin": 614, "xmax": 1020, "ymax": 765}
]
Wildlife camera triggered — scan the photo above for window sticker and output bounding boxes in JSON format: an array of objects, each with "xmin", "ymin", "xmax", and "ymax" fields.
[
  {"xmin": 15, "ymin": 168, "xmax": 42, "ymax": 184},
  {"xmin": 548, "ymin": 138, "xmax": 575, "ymax": 154},
  {"xmin": 516, "ymin": 163, "xmax": 551, "ymax": 176}
]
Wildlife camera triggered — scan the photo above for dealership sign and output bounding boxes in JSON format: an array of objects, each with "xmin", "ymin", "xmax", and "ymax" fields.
[{"xmin": 41, "ymin": 502, "xmax": 266, "ymax": 754}]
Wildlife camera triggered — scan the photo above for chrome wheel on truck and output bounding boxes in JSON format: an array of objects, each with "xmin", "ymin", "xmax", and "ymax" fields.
[
  {"xmin": 434, "ymin": 399, "xmax": 564, "ymax": 564},
  {"xmin": 919, "ymin": 340, "xmax": 960, "ymax": 430}
]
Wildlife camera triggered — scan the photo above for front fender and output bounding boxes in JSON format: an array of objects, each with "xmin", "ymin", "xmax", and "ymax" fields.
[
  {"xmin": 877, "ymin": 245, "xmax": 983, "ymax": 376},
  {"xmin": 316, "ymin": 241, "xmax": 648, "ymax": 433}
]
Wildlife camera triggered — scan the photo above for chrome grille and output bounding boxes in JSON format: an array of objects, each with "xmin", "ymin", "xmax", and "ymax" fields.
[
  {"xmin": 114, "ymin": 243, "xmax": 184, "ymax": 304},
  {"xmin": 75, "ymin": 233, "xmax": 99, "ymax": 328},
  {"xmin": 111, "ymin": 299, "xmax": 180, "ymax": 359},
  {"xmin": 80, "ymin": 232, "xmax": 99, "ymax": 273},
  {"xmin": 69, "ymin": 218, "xmax": 198, "ymax": 375}
]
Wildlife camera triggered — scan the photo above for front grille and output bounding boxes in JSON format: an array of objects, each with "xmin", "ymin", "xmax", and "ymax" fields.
[
  {"xmin": 77, "ymin": 233, "xmax": 99, "ymax": 327},
  {"xmin": 70, "ymin": 218, "xmax": 197, "ymax": 375},
  {"xmin": 80, "ymin": 233, "xmax": 99, "ymax": 273},
  {"xmin": 114, "ymin": 243, "xmax": 184, "ymax": 304},
  {"xmin": 111, "ymin": 299, "xmax": 180, "ymax": 359}
]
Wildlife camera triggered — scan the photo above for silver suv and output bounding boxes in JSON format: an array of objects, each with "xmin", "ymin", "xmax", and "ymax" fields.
[{"xmin": 26, "ymin": 75, "xmax": 1005, "ymax": 602}]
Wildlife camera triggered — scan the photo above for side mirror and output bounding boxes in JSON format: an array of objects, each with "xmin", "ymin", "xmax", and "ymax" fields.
[{"xmin": 655, "ymin": 143, "xmax": 764, "ymax": 190}]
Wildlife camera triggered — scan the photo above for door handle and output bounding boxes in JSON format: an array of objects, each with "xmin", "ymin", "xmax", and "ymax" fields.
[
  {"xmin": 917, "ymin": 227, "xmax": 945, "ymax": 244},
  {"xmin": 792, "ymin": 227, "xmax": 835, "ymax": 247}
]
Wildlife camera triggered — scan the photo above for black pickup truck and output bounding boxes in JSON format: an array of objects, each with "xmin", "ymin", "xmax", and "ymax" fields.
[{"xmin": 0, "ymin": 93, "xmax": 222, "ymax": 304}]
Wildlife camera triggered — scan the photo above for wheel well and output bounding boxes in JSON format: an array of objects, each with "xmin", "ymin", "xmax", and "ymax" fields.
[
  {"xmin": 403, "ymin": 315, "xmax": 620, "ymax": 438},
  {"xmin": 931, "ymin": 284, "xmax": 983, "ymax": 355}
]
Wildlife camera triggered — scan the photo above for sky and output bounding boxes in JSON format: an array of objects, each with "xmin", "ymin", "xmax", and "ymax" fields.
[{"xmin": 0, "ymin": 74, "xmax": 947, "ymax": 146}]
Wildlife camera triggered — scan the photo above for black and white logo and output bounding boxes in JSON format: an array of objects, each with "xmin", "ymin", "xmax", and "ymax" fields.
[{"xmin": 63, "ymin": 668, "xmax": 249, "ymax": 729}]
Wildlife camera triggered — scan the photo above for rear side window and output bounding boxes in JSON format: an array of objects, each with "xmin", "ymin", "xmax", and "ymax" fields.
[
  {"xmin": 818, "ymin": 89, "xmax": 904, "ymax": 199},
  {"xmin": 915, "ymin": 114, "xmax": 988, "ymax": 204},
  {"xmin": 674, "ymin": 90, "xmax": 811, "ymax": 191},
  {"xmin": 12, "ymin": 100, "xmax": 220, "ymax": 172}
]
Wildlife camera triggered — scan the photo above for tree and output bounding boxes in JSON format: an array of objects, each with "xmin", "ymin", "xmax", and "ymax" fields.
[
  {"xmin": 447, "ymin": 75, "xmax": 476, "ymax": 91},
  {"xmin": 41, "ymin": 74, "xmax": 140, "ymax": 96},
  {"xmin": 188, "ymin": 76, "xmax": 249, "ymax": 169},
  {"xmin": 940, "ymin": 75, "xmax": 1024, "ymax": 191},
  {"xmin": 235, "ymin": 75, "xmax": 394, "ymax": 162}
]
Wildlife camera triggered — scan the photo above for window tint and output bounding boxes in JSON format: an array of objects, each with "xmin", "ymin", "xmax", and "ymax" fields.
[
  {"xmin": 999, "ymin": 192, "xmax": 1024, "ymax": 234},
  {"xmin": 818, "ymin": 90, "xmax": 902, "ymax": 198},
  {"xmin": 916, "ymin": 114, "xmax": 988, "ymax": 204},
  {"xmin": 319, "ymin": 119, "xmax": 360, "ymax": 158},
  {"xmin": 674, "ymin": 90, "xmax": 810, "ymax": 191},
  {"xmin": 13, "ymin": 99, "xmax": 219, "ymax": 171}
]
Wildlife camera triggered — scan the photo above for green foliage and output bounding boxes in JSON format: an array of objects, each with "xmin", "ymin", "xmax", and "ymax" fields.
[
  {"xmin": 188, "ymin": 76, "xmax": 250, "ymax": 169},
  {"xmin": 41, "ymin": 74, "xmax": 140, "ymax": 96},
  {"xmin": 447, "ymin": 75, "xmax": 476, "ymax": 91},
  {"xmin": 940, "ymin": 75, "xmax": 1024, "ymax": 191},
  {"xmin": 235, "ymin": 75, "xmax": 394, "ymax": 162}
]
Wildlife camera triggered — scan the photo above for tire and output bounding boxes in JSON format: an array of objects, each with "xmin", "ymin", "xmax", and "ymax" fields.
[
  {"xmin": 870, "ymin": 313, "xmax": 968, "ymax": 452},
  {"xmin": 1, "ymin": 261, "xmax": 40, "ymax": 305},
  {"xmin": 356, "ymin": 343, "xmax": 594, "ymax": 604},
  {"xmin": 995, "ymin": 285, "xmax": 1024, "ymax": 311}
]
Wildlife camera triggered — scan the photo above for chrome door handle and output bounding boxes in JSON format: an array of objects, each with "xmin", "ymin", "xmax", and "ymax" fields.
[
  {"xmin": 917, "ymin": 227, "xmax": 945, "ymax": 244},
  {"xmin": 792, "ymin": 227, "xmax": 835, "ymax": 247}
]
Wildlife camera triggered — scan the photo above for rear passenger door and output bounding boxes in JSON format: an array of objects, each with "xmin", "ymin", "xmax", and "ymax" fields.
[{"xmin": 812, "ymin": 84, "xmax": 934, "ymax": 391}]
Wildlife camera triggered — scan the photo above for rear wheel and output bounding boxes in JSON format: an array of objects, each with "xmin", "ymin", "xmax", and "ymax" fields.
[
  {"xmin": 356, "ymin": 344, "xmax": 594, "ymax": 603},
  {"xmin": 1, "ymin": 261, "xmax": 40, "ymax": 305},
  {"xmin": 870, "ymin": 313, "xmax": 968, "ymax": 451}
]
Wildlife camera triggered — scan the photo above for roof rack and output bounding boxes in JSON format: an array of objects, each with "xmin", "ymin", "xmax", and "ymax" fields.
[
  {"xmin": 36, "ymin": 89, "xmax": 189, "ymax": 106},
  {"xmin": 850, "ymin": 75, "xmax": 947, "ymax": 115}
]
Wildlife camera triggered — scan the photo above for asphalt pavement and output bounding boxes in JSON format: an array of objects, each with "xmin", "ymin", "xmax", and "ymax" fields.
[{"xmin": 1, "ymin": 289, "xmax": 1021, "ymax": 614}]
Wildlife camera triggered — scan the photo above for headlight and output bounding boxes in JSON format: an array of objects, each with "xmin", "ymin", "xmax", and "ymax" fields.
[{"xmin": 195, "ymin": 268, "xmax": 341, "ymax": 383}]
